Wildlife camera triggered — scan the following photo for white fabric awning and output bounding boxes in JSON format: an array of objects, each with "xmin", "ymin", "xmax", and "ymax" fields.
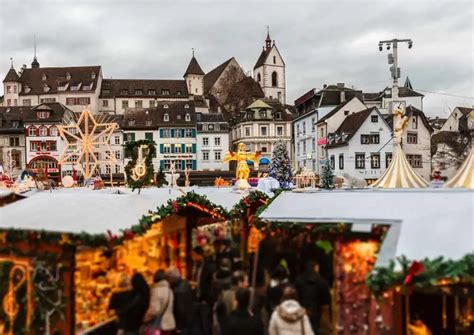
[
  {"xmin": 258, "ymin": 189, "xmax": 474, "ymax": 267},
  {"xmin": 0, "ymin": 187, "xmax": 247, "ymax": 235}
]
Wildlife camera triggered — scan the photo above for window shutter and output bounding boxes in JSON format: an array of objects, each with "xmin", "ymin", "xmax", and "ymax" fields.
[
  {"xmin": 171, "ymin": 144, "xmax": 175, "ymax": 153},
  {"xmin": 160, "ymin": 144, "xmax": 164, "ymax": 154},
  {"xmin": 181, "ymin": 160, "xmax": 186, "ymax": 170},
  {"xmin": 160, "ymin": 160, "xmax": 164, "ymax": 169},
  {"xmin": 192, "ymin": 129, "xmax": 196, "ymax": 137},
  {"xmin": 36, "ymin": 127, "xmax": 39, "ymax": 136},
  {"xmin": 192, "ymin": 144, "xmax": 196, "ymax": 153},
  {"xmin": 182, "ymin": 144, "xmax": 186, "ymax": 153},
  {"xmin": 181, "ymin": 129, "xmax": 185, "ymax": 137},
  {"xmin": 160, "ymin": 129, "xmax": 164, "ymax": 138},
  {"xmin": 192, "ymin": 160, "xmax": 196, "ymax": 170},
  {"xmin": 171, "ymin": 129, "xmax": 175, "ymax": 138}
]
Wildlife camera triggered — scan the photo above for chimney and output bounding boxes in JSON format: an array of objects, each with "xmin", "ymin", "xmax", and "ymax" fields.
[
  {"xmin": 323, "ymin": 84, "xmax": 327, "ymax": 89},
  {"xmin": 338, "ymin": 83, "xmax": 345, "ymax": 102}
]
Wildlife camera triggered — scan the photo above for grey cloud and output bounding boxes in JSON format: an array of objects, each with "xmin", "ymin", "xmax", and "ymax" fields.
[{"xmin": 0, "ymin": 0, "xmax": 472, "ymax": 117}]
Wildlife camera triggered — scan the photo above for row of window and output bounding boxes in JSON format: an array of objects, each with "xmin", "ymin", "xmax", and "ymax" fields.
[
  {"xmin": 160, "ymin": 144, "xmax": 196, "ymax": 154},
  {"xmin": 29, "ymin": 141, "xmax": 57, "ymax": 152},
  {"xmin": 297, "ymin": 139, "xmax": 317, "ymax": 155},
  {"xmin": 66, "ymin": 97, "xmax": 91, "ymax": 106},
  {"xmin": 296, "ymin": 118, "xmax": 316, "ymax": 136},
  {"xmin": 28, "ymin": 126, "xmax": 58, "ymax": 137},
  {"xmin": 328, "ymin": 153, "xmax": 423, "ymax": 170},
  {"xmin": 116, "ymin": 89, "xmax": 178, "ymax": 96},
  {"xmin": 161, "ymin": 159, "xmax": 195, "ymax": 171},
  {"xmin": 202, "ymin": 151, "xmax": 222, "ymax": 162},
  {"xmin": 361, "ymin": 134, "xmax": 380, "ymax": 144},
  {"xmin": 235, "ymin": 126, "xmax": 285, "ymax": 138},
  {"xmin": 201, "ymin": 137, "xmax": 221, "ymax": 146}
]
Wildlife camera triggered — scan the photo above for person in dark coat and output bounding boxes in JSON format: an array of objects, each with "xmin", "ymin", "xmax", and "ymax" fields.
[
  {"xmin": 221, "ymin": 288, "xmax": 264, "ymax": 335},
  {"xmin": 267, "ymin": 265, "xmax": 290, "ymax": 312},
  {"xmin": 167, "ymin": 267, "xmax": 193, "ymax": 335},
  {"xmin": 109, "ymin": 273, "xmax": 150, "ymax": 335},
  {"xmin": 295, "ymin": 260, "xmax": 332, "ymax": 335}
]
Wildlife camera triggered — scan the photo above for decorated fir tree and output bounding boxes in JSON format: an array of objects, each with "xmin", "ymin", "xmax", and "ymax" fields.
[
  {"xmin": 320, "ymin": 160, "xmax": 334, "ymax": 189},
  {"xmin": 269, "ymin": 140, "xmax": 293, "ymax": 189}
]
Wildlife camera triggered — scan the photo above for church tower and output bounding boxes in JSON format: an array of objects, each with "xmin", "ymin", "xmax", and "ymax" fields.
[
  {"xmin": 184, "ymin": 50, "xmax": 205, "ymax": 96},
  {"xmin": 2, "ymin": 59, "xmax": 20, "ymax": 107},
  {"xmin": 253, "ymin": 28, "xmax": 286, "ymax": 104}
]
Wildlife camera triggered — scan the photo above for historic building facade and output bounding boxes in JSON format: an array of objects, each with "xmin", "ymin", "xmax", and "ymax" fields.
[{"xmin": 0, "ymin": 106, "xmax": 27, "ymax": 175}]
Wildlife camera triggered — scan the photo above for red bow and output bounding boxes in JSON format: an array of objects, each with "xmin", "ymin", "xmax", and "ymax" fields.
[{"xmin": 404, "ymin": 261, "xmax": 425, "ymax": 286}]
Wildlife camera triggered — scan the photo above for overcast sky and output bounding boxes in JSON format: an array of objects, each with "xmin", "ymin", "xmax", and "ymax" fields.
[{"xmin": 0, "ymin": 0, "xmax": 472, "ymax": 117}]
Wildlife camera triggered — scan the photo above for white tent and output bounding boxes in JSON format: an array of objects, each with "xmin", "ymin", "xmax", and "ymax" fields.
[
  {"xmin": 258, "ymin": 189, "xmax": 474, "ymax": 268},
  {"xmin": 0, "ymin": 187, "xmax": 247, "ymax": 235}
]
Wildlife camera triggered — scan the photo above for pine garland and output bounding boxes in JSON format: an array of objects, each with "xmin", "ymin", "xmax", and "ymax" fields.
[
  {"xmin": 366, "ymin": 253, "xmax": 474, "ymax": 296},
  {"xmin": 124, "ymin": 139, "xmax": 157, "ymax": 192}
]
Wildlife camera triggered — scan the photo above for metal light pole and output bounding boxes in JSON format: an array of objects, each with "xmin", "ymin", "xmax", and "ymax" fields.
[{"xmin": 378, "ymin": 38, "xmax": 413, "ymax": 106}]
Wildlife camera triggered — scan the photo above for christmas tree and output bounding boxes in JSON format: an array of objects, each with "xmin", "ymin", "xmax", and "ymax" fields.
[
  {"xmin": 320, "ymin": 160, "xmax": 334, "ymax": 189},
  {"xmin": 269, "ymin": 140, "xmax": 293, "ymax": 189}
]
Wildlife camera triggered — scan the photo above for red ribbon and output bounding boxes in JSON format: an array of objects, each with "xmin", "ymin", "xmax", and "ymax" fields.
[{"xmin": 404, "ymin": 261, "xmax": 425, "ymax": 286}]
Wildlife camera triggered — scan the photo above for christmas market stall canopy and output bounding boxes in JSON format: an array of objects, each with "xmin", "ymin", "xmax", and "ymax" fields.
[
  {"xmin": 257, "ymin": 189, "xmax": 474, "ymax": 293},
  {"xmin": 0, "ymin": 187, "xmax": 270, "ymax": 334}
]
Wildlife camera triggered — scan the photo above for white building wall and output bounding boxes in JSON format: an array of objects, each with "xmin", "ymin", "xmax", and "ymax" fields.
[
  {"xmin": 440, "ymin": 107, "xmax": 465, "ymax": 132},
  {"xmin": 328, "ymin": 110, "xmax": 393, "ymax": 181},
  {"xmin": 0, "ymin": 134, "xmax": 26, "ymax": 172},
  {"xmin": 197, "ymin": 133, "xmax": 229, "ymax": 171},
  {"xmin": 254, "ymin": 47, "xmax": 286, "ymax": 104},
  {"xmin": 293, "ymin": 112, "xmax": 317, "ymax": 171},
  {"xmin": 401, "ymin": 114, "xmax": 432, "ymax": 180}
]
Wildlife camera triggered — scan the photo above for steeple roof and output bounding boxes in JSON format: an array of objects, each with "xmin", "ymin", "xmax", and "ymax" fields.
[
  {"xmin": 3, "ymin": 67, "xmax": 19, "ymax": 83},
  {"xmin": 184, "ymin": 56, "xmax": 204, "ymax": 77},
  {"xmin": 254, "ymin": 48, "xmax": 269, "ymax": 70},
  {"xmin": 404, "ymin": 76, "xmax": 413, "ymax": 90}
]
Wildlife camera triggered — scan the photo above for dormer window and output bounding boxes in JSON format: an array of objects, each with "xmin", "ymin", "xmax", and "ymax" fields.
[
  {"xmin": 82, "ymin": 82, "xmax": 93, "ymax": 90},
  {"xmin": 24, "ymin": 85, "xmax": 31, "ymax": 93},
  {"xmin": 42, "ymin": 73, "xmax": 47, "ymax": 81},
  {"xmin": 91, "ymin": 72, "xmax": 96, "ymax": 79},
  {"xmin": 58, "ymin": 82, "xmax": 69, "ymax": 91},
  {"xmin": 120, "ymin": 89, "xmax": 128, "ymax": 95},
  {"xmin": 177, "ymin": 91, "xmax": 182, "ymax": 96},
  {"xmin": 164, "ymin": 104, "xmax": 169, "ymax": 109},
  {"xmin": 164, "ymin": 113, "xmax": 169, "ymax": 122},
  {"xmin": 135, "ymin": 89, "xmax": 143, "ymax": 95},
  {"xmin": 148, "ymin": 89, "xmax": 156, "ymax": 95},
  {"xmin": 162, "ymin": 89, "xmax": 170, "ymax": 95},
  {"xmin": 146, "ymin": 119, "xmax": 152, "ymax": 126},
  {"xmin": 128, "ymin": 119, "xmax": 136, "ymax": 126},
  {"xmin": 185, "ymin": 113, "xmax": 191, "ymax": 121},
  {"xmin": 37, "ymin": 111, "xmax": 50, "ymax": 119},
  {"xmin": 259, "ymin": 110, "xmax": 267, "ymax": 118},
  {"xmin": 43, "ymin": 84, "xmax": 50, "ymax": 93},
  {"xmin": 275, "ymin": 112, "xmax": 282, "ymax": 119},
  {"xmin": 184, "ymin": 104, "xmax": 189, "ymax": 109},
  {"xmin": 70, "ymin": 82, "xmax": 81, "ymax": 91},
  {"xmin": 66, "ymin": 72, "xmax": 71, "ymax": 80}
]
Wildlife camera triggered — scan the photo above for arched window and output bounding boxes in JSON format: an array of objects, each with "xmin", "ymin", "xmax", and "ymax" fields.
[
  {"xmin": 185, "ymin": 113, "xmax": 191, "ymax": 121},
  {"xmin": 271, "ymin": 72, "xmax": 278, "ymax": 87},
  {"xmin": 164, "ymin": 113, "xmax": 169, "ymax": 122},
  {"xmin": 39, "ymin": 126, "xmax": 48, "ymax": 136},
  {"xmin": 28, "ymin": 126, "xmax": 37, "ymax": 136},
  {"xmin": 49, "ymin": 126, "xmax": 58, "ymax": 136},
  {"xmin": 257, "ymin": 73, "xmax": 261, "ymax": 82}
]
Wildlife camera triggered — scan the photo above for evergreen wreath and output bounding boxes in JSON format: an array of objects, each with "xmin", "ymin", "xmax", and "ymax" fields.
[{"xmin": 124, "ymin": 139, "xmax": 156, "ymax": 192}]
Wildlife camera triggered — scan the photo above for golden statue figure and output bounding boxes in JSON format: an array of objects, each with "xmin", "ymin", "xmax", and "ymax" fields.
[
  {"xmin": 393, "ymin": 107, "xmax": 410, "ymax": 144},
  {"xmin": 224, "ymin": 143, "xmax": 261, "ymax": 190}
]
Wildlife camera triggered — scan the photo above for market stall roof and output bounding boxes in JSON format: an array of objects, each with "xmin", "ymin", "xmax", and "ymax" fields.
[
  {"xmin": 0, "ymin": 187, "xmax": 247, "ymax": 235},
  {"xmin": 258, "ymin": 189, "xmax": 474, "ymax": 267}
]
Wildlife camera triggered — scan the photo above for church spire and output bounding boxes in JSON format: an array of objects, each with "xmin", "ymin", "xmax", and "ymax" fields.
[
  {"xmin": 265, "ymin": 26, "xmax": 272, "ymax": 51},
  {"xmin": 31, "ymin": 35, "xmax": 40, "ymax": 68}
]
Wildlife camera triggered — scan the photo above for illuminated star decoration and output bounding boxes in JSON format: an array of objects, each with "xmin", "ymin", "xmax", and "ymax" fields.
[{"xmin": 58, "ymin": 109, "xmax": 118, "ymax": 180}]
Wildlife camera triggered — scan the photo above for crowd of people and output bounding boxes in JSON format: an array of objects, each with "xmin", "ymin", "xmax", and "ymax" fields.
[{"xmin": 108, "ymin": 239, "xmax": 333, "ymax": 335}]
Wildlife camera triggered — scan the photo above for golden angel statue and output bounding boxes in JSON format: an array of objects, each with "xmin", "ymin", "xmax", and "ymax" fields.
[
  {"xmin": 224, "ymin": 143, "xmax": 261, "ymax": 190},
  {"xmin": 393, "ymin": 107, "xmax": 409, "ymax": 144}
]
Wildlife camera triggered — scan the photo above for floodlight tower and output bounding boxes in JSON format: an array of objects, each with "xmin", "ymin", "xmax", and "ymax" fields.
[{"xmin": 378, "ymin": 38, "xmax": 413, "ymax": 104}]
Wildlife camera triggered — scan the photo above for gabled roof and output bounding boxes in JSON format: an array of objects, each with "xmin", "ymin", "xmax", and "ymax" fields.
[
  {"xmin": 100, "ymin": 79, "xmax": 188, "ymax": 99},
  {"xmin": 23, "ymin": 102, "xmax": 73, "ymax": 123},
  {"xmin": 254, "ymin": 48, "xmax": 269, "ymax": 69},
  {"xmin": 204, "ymin": 58, "xmax": 234, "ymax": 93},
  {"xmin": 455, "ymin": 107, "xmax": 474, "ymax": 116},
  {"xmin": 184, "ymin": 56, "xmax": 205, "ymax": 76},
  {"xmin": 316, "ymin": 97, "xmax": 364, "ymax": 124},
  {"xmin": 18, "ymin": 66, "xmax": 101, "ymax": 95},
  {"xmin": 384, "ymin": 105, "xmax": 433, "ymax": 133},
  {"xmin": 326, "ymin": 107, "xmax": 377, "ymax": 148},
  {"xmin": 247, "ymin": 99, "xmax": 272, "ymax": 109},
  {"xmin": 122, "ymin": 101, "xmax": 196, "ymax": 129},
  {"xmin": 3, "ymin": 67, "xmax": 19, "ymax": 82}
]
